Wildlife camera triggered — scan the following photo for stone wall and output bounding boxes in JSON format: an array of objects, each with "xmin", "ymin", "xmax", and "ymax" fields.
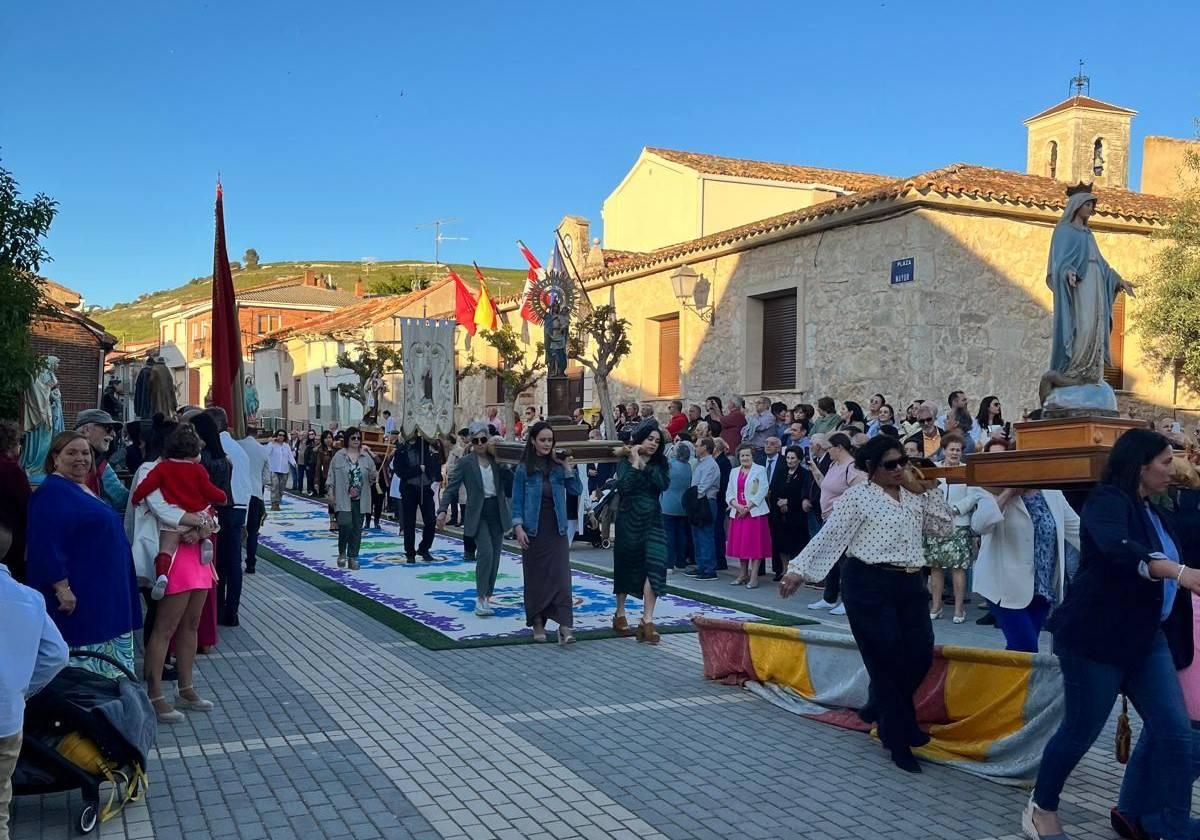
[{"xmin": 453, "ymin": 203, "xmax": 1177, "ymax": 425}]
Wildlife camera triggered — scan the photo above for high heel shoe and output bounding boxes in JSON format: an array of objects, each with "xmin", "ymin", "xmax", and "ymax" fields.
[
  {"xmin": 174, "ymin": 686, "xmax": 214, "ymax": 712},
  {"xmin": 557, "ymin": 626, "xmax": 576, "ymax": 646},
  {"xmin": 639, "ymin": 622, "xmax": 660, "ymax": 645},
  {"xmin": 150, "ymin": 696, "xmax": 185, "ymax": 724},
  {"xmin": 1022, "ymin": 793, "xmax": 1069, "ymax": 840},
  {"xmin": 612, "ymin": 615, "xmax": 636, "ymax": 637},
  {"xmin": 929, "ymin": 609, "xmax": 943, "ymax": 620}
]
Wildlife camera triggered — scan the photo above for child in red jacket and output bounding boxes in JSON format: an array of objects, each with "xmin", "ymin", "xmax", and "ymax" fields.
[{"xmin": 131, "ymin": 424, "xmax": 226, "ymax": 599}]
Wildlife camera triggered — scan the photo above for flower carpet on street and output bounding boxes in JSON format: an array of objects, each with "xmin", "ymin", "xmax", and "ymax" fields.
[{"xmin": 256, "ymin": 493, "xmax": 776, "ymax": 648}]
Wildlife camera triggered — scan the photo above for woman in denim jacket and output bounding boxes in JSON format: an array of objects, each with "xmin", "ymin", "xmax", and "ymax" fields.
[{"xmin": 511, "ymin": 422, "xmax": 583, "ymax": 644}]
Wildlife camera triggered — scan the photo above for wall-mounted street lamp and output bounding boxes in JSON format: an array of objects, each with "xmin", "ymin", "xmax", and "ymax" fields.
[{"xmin": 670, "ymin": 264, "xmax": 715, "ymax": 324}]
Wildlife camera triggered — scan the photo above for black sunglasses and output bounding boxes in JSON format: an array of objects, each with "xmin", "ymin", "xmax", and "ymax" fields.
[
  {"xmin": 472, "ymin": 436, "xmax": 489, "ymax": 444},
  {"xmin": 921, "ymin": 417, "xmax": 935, "ymax": 424},
  {"xmin": 881, "ymin": 456, "xmax": 909, "ymax": 471}
]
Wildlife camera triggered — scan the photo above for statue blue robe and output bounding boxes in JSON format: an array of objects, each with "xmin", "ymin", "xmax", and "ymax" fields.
[{"xmin": 1045, "ymin": 192, "xmax": 1123, "ymax": 389}]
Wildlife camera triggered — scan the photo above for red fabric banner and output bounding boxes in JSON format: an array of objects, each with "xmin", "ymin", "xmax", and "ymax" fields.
[
  {"xmin": 210, "ymin": 183, "xmax": 245, "ymax": 436},
  {"xmin": 449, "ymin": 269, "xmax": 478, "ymax": 335}
]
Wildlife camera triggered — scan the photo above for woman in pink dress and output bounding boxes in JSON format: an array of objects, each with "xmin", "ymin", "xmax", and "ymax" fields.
[{"xmin": 725, "ymin": 444, "xmax": 772, "ymax": 589}]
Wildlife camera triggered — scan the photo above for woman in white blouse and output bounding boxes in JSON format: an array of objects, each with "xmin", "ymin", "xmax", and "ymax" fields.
[{"xmin": 781, "ymin": 435, "xmax": 955, "ymax": 774}]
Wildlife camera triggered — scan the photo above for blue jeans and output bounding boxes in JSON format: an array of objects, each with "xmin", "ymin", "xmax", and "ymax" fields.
[
  {"xmin": 1118, "ymin": 723, "xmax": 1200, "ymax": 838},
  {"xmin": 1035, "ymin": 630, "xmax": 1191, "ymax": 837},
  {"xmin": 663, "ymin": 515, "xmax": 690, "ymax": 569},
  {"xmin": 691, "ymin": 499, "xmax": 718, "ymax": 575},
  {"xmin": 988, "ymin": 596, "xmax": 1051, "ymax": 653}
]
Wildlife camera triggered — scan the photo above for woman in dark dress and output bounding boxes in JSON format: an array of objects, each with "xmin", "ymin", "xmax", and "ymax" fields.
[
  {"xmin": 511, "ymin": 422, "xmax": 582, "ymax": 645},
  {"xmin": 769, "ymin": 446, "xmax": 811, "ymax": 568},
  {"xmin": 612, "ymin": 426, "xmax": 670, "ymax": 644}
]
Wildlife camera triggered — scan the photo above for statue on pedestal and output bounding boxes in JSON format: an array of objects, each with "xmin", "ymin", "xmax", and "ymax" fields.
[
  {"xmin": 19, "ymin": 357, "xmax": 55, "ymax": 480},
  {"xmin": 45, "ymin": 356, "xmax": 63, "ymax": 434},
  {"xmin": 1039, "ymin": 185, "xmax": 1137, "ymax": 415},
  {"xmin": 544, "ymin": 296, "xmax": 570, "ymax": 378},
  {"xmin": 148, "ymin": 356, "xmax": 177, "ymax": 418},
  {"xmin": 243, "ymin": 375, "xmax": 260, "ymax": 422}
]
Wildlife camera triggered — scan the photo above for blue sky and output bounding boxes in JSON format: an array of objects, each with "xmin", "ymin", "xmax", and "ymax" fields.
[{"xmin": 2, "ymin": 1, "xmax": 1197, "ymax": 307}]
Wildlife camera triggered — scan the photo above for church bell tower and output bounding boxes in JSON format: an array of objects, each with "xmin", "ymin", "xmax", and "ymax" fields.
[{"xmin": 1024, "ymin": 64, "xmax": 1135, "ymax": 190}]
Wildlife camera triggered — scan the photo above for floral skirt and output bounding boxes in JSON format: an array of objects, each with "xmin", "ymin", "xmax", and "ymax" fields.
[
  {"xmin": 925, "ymin": 526, "xmax": 975, "ymax": 570},
  {"xmin": 70, "ymin": 632, "xmax": 136, "ymax": 680}
]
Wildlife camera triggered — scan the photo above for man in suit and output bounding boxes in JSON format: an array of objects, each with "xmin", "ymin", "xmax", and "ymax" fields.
[
  {"xmin": 755, "ymin": 437, "xmax": 784, "ymax": 578},
  {"xmin": 392, "ymin": 432, "xmax": 443, "ymax": 563},
  {"xmin": 437, "ymin": 423, "xmax": 512, "ymax": 617}
]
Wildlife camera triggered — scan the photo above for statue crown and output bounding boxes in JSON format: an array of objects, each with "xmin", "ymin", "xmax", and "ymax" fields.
[{"xmin": 1066, "ymin": 181, "xmax": 1094, "ymax": 197}]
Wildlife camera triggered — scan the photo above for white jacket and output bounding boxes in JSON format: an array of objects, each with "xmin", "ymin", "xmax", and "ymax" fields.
[
  {"xmin": 123, "ymin": 459, "xmax": 189, "ymax": 587},
  {"xmin": 937, "ymin": 480, "xmax": 990, "ymax": 527},
  {"xmin": 726, "ymin": 464, "xmax": 771, "ymax": 518},
  {"xmin": 971, "ymin": 489, "xmax": 1081, "ymax": 609}
]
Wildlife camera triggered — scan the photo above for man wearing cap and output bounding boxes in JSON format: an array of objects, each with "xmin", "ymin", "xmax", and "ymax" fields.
[
  {"xmin": 436, "ymin": 423, "xmax": 512, "ymax": 617},
  {"xmin": 73, "ymin": 409, "xmax": 129, "ymax": 513}
]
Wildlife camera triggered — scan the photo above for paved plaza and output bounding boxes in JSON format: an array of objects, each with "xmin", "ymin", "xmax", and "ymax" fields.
[{"xmin": 11, "ymin": 526, "xmax": 1149, "ymax": 840}]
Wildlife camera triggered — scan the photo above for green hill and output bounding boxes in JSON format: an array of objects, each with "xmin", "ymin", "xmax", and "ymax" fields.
[{"xmin": 92, "ymin": 260, "xmax": 528, "ymax": 345}]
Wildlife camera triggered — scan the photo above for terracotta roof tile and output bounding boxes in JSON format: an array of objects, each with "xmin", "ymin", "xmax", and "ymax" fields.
[
  {"xmin": 588, "ymin": 163, "xmax": 1173, "ymax": 280},
  {"xmin": 238, "ymin": 283, "xmax": 360, "ymax": 307},
  {"xmin": 645, "ymin": 147, "xmax": 894, "ymax": 192},
  {"xmin": 1025, "ymin": 95, "xmax": 1136, "ymax": 123}
]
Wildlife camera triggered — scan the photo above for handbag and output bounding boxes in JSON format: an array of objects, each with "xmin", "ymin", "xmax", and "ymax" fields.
[{"xmin": 1115, "ymin": 694, "xmax": 1132, "ymax": 764}]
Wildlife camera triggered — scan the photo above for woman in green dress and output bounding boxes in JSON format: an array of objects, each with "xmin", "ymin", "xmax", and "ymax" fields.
[{"xmin": 612, "ymin": 425, "xmax": 670, "ymax": 644}]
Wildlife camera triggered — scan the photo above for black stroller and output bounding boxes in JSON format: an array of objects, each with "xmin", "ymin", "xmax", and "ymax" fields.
[
  {"xmin": 583, "ymin": 478, "xmax": 618, "ymax": 549},
  {"xmin": 13, "ymin": 651, "xmax": 156, "ymax": 834}
]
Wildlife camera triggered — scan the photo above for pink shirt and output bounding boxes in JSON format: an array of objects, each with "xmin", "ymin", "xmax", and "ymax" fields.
[{"xmin": 819, "ymin": 459, "xmax": 866, "ymax": 520}]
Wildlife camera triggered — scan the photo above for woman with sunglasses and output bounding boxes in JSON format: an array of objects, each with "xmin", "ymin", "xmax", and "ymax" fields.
[
  {"xmin": 437, "ymin": 424, "xmax": 513, "ymax": 617},
  {"xmin": 780, "ymin": 435, "xmax": 954, "ymax": 773},
  {"xmin": 326, "ymin": 427, "xmax": 376, "ymax": 570}
]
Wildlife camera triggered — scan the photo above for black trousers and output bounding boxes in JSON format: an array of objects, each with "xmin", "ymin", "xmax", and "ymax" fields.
[
  {"xmin": 401, "ymin": 485, "xmax": 437, "ymax": 557},
  {"xmin": 823, "ymin": 556, "xmax": 845, "ymax": 603},
  {"xmin": 216, "ymin": 507, "xmax": 247, "ymax": 625},
  {"xmin": 370, "ymin": 486, "xmax": 385, "ymax": 526},
  {"xmin": 245, "ymin": 496, "xmax": 265, "ymax": 571},
  {"xmin": 840, "ymin": 557, "xmax": 933, "ymax": 754}
]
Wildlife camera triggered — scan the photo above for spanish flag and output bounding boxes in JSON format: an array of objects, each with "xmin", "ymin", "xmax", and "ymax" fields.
[{"xmin": 473, "ymin": 262, "xmax": 499, "ymax": 331}]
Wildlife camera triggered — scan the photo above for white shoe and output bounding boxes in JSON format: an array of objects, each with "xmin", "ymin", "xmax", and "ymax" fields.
[
  {"xmin": 808, "ymin": 598, "xmax": 835, "ymax": 610},
  {"xmin": 829, "ymin": 602, "xmax": 847, "ymax": 616},
  {"xmin": 150, "ymin": 574, "xmax": 169, "ymax": 601},
  {"xmin": 475, "ymin": 599, "xmax": 494, "ymax": 617}
]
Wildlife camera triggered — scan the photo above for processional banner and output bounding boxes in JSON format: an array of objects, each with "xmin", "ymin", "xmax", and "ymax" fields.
[{"xmin": 400, "ymin": 318, "xmax": 455, "ymax": 441}]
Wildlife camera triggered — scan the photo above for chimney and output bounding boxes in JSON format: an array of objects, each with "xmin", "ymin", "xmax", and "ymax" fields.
[
  {"xmin": 303, "ymin": 270, "xmax": 317, "ymax": 287},
  {"xmin": 354, "ymin": 277, "xmax": 365, "ymax": 298}
]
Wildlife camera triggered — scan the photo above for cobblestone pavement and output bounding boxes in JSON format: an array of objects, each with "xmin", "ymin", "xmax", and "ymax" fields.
[{"xmin": 9, "ymin": 541, "xmax": 1158, "ymax": 840}]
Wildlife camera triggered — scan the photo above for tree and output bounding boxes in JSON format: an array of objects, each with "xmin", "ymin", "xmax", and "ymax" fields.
[
  {"xmin": 0, "ymin": 160, "xmax": 56, "ymax": 421},
  {"xmin": 242, "ymin": 248, "xmax": 259, "ymax": 270},
  {"xmin": 368, "ymin": 270, "xmax": 418, "ymax": 297},
  {"xmin": 334, "ymin": 343, "xmax": 403, "ymax": 423},
  {"xmin": 474, "ymin": 325, "xmax": 545, "ymax": 440},
  {"xmin": 1132, "ymin": 145, "xmax": 1200, "ymax": 391},
  {"xmin": 567, "ymin": 304, "xmax": 631, "ymax": 435}
]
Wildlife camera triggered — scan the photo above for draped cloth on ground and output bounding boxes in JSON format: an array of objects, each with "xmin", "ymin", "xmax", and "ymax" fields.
[
  {"xmin": 695, "ymin": 616, "xmax": 1064, "ymax": 784},
  {"xmin": 400, "ymin": 318, "xmax": 455, "ymax": 441}
]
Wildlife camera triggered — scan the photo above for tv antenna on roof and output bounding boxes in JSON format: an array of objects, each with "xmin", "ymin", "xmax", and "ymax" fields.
[
  {"xmin": 415, "ymin": 218, "xmax": 468, "ymax": 268},
  {"xmin": 1069, "ymin": 59, "xmax": 1090, "ymax": 98}
]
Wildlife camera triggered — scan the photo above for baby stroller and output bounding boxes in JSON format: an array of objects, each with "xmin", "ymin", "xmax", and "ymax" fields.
[
  {"xmin": 584, "ymin": 479, "xmax": 618, "ymax": 549},
  {"xmin": 13, "ymin": 651, "xmax": 156, "ymax": 834}
]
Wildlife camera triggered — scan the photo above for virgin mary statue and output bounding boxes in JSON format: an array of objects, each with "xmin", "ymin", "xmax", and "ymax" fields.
[{"xmin": 1039, "ymin": 188, "xmax": 1135, "ymax": 413}]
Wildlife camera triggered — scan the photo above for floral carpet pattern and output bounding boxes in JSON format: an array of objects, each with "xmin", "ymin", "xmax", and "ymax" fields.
[{"xmin": 257, "ymin": 494, "xmax": 765, "ymax": 642}]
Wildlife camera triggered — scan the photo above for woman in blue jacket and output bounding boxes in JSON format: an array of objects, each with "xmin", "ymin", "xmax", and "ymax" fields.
[
  {"xmin": 511, "ymin": 422, "xmax": 582, "ymax": 645},
  {"xmin": 1025, "ymin": 429, "xmax": 1199, "ymax": 840}
]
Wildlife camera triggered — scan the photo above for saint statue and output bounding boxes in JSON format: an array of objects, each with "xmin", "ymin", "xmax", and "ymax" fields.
[
  {"xmin": 44, "ymin": 356, "xmax": 63, "ymax": 434},
  {"xmin": 364, "ymin": 369, "xmax": 385, "ymax": 425},
  {"xmin": 149, "ymin": 356, "xmax": 178, "ymax": 418},
  {"xmin": 544, "ymin": 296, "xmax": 570, "ymax": 377},
  {"xmin": 1039, "ymin": 188, "xmax": 1136, "ymax": 414},
  {"xmin": 244, "ymin": 375, "xmax": 260, "ymax": 420},
  {"xmin": 20, "ymin": 357, "xmax": 55, "ymax": 480}
]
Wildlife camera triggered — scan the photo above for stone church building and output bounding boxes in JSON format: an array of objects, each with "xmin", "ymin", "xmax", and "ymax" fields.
[{"xmin": 452, "ymin": 91, "xmax": 1198, "ymax": 426}]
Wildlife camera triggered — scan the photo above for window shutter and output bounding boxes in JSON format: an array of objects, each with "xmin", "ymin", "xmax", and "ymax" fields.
[
  {"xmin": 761, "ymin": 293, "xmax": 797, "ymax": 391},
  {"xmin": 1104, "ymin": 292, "xmax": 1125, "ymax": 389},
  {"xmin": 658, "ymin": 317, "xmax": 680, "ymax": 396}
]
